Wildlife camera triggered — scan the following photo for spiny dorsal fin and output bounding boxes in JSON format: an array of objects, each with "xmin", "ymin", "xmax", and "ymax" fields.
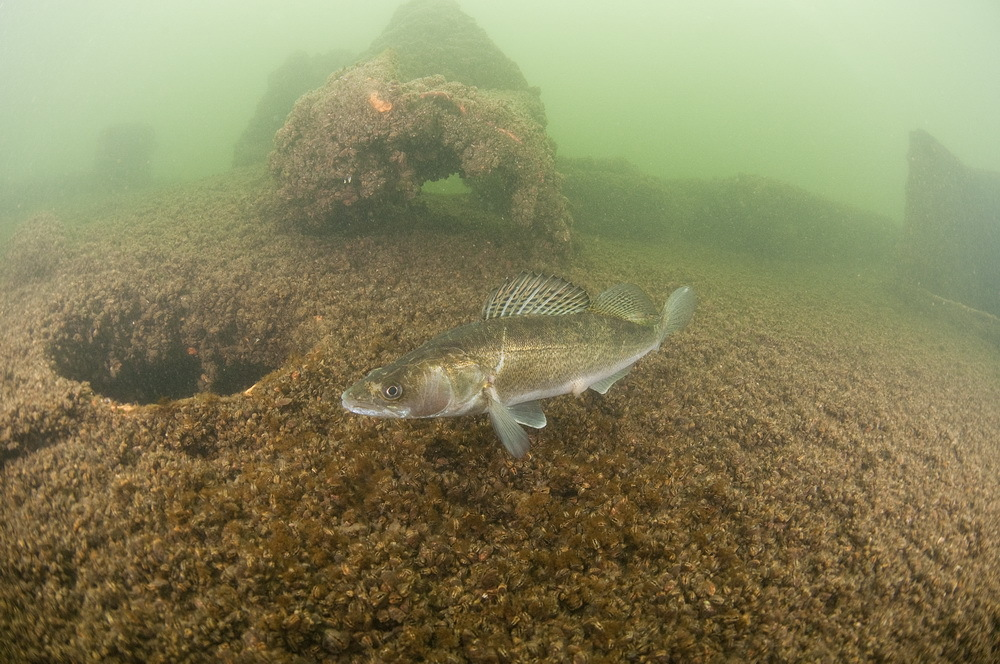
[
  {"xmin": 482, "ymin": 272, "xmax": 591, "ymax": 319},
  {"xmin": 590, "ymin": 283, "xmax": 659, "ymax": 324}
]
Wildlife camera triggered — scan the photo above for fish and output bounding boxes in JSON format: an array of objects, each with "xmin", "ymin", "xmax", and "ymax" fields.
[{"xmin": 342, "ymin": 272, "xmax": 696, "ymax": 458}]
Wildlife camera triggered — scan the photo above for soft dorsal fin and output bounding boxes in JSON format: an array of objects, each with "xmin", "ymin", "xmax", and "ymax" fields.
[
  {"xmin": 590, "ymin": 283, "xmax": 659, "ymax": 324},
  {"xmin": 482, "ymin": 272, "xmax": 591, "ymax": 319}
]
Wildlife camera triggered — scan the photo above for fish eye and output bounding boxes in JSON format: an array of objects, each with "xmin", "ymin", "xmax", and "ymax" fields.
[{"xmin": 381, "ymin": 383, "xmax": 403, "ymax": 401}]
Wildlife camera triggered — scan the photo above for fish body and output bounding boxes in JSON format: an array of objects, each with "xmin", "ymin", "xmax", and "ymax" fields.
[{"xmin": 342, "ymin": 272, "xmax": 696, "ymax": 457}]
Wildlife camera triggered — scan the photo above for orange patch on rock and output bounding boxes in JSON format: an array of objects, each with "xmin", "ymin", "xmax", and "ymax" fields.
[
  {"xmin": 368, "ymin": 91, "xmax": 393, "ymax": 113},
  {"xmin": 493, "ymin": 126, "xmax": 523, "ymax": 144}
]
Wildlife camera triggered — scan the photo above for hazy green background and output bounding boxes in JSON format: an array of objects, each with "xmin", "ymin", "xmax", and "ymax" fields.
[{"xmin": 2, "ymin": 0, "xmax": 998, "ymax": 220}]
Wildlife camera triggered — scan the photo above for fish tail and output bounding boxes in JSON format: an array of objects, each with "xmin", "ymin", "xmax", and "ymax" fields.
[{"xmin": 656, "ymin": 286, "xmax": 696, "ymax": 345}]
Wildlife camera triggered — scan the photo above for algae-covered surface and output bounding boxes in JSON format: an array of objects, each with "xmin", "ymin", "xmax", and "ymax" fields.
[{"xmin": 1, "ymin": 168, "xmax": 999, "ymax": 663}]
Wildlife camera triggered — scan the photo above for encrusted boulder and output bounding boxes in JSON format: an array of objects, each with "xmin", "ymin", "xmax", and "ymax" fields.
[
  {"xmin": 902, "ymin": 130, "xmax": 1000, "ymax": 316},
  {"xmin": 268, "ymin": 0, "xmax": 572, "ymax": 249},
  {"xmin": 359, "ymin": 0, "xmax": 530, "ymax": 91}
]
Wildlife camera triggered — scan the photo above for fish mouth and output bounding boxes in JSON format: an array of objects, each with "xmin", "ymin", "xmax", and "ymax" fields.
[{"xmin": 341, "ymin": 390, "xmax": 405, "ymax": 418}]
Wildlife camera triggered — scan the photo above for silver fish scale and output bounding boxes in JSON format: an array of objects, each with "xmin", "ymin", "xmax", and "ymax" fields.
[{"xmin": 456, "ymin": 311, "xmax": 660, "ymax": 403}]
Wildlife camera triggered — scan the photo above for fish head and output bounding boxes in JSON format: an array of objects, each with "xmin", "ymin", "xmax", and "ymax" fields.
[{"xmin": 342, "ymin": 354, "xmax": 482, "ymax": 419}]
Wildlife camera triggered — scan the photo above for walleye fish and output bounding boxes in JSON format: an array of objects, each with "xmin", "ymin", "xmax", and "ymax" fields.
[{"xmin": 342, "ymin": 272, "xmax": 696, "ymax": 458}]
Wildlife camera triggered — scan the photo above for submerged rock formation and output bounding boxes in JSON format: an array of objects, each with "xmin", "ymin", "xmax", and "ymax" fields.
[
  {"xmin": 902, "ymin": 130, "xmax": 1000, "ymax": 316},
  {"xmin": 233, "ymin": 50, "xmax": 354, "ymax": 168},
  {"xmin": 561, "ymin": 157, "xmax": 898, "ymax": 263},
  {"xmin": 359, "ymin": 0, "xmax": 530, "ymax": 90},
  {"xmin": 268, "ymin": 0, "xmax": 572, "ymax": 250}
]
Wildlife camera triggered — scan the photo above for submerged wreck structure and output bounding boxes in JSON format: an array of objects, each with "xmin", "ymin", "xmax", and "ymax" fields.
[
  {"xmin": 902, "ymin": 129, "xmax": 1000, "ymax": 317},
  {"xmin": 268, "ymin": 0, "xmax": 573, "ymax": 250}
]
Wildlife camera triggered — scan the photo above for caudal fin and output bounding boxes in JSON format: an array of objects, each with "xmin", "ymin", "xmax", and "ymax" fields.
[{"xmin": 656, "ymin": 286, "xmax": 696, "ymax": 345}]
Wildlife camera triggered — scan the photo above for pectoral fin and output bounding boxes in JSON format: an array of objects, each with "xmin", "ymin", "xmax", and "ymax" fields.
[
  {"xmin": 488, "ymin": 401, "xmax": 531, "ymax": 458},
  {"xmin": 484, "ymin": 393, "xmax": 544, "ymax": 459}
]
